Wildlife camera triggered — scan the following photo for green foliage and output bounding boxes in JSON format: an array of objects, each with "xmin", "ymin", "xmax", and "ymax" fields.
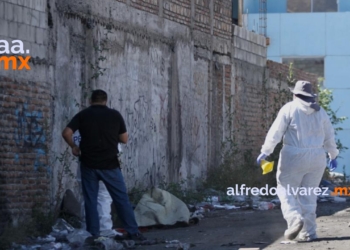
[{"xmin": 317, "ymin": 84, "xmax": 348, "ymax": 154}]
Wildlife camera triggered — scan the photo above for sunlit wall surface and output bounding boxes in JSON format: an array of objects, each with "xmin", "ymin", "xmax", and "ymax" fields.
[{"xmin": 243, "ymin": 1, "xmax": 350, "ymax": 174}]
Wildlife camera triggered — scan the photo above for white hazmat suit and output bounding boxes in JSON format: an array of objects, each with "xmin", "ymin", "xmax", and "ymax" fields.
[
  {"xmin": 260, "ymin": 94, "xmax": 339, "ymax": 240},
  {"xmin": 73, "ymin": 130, "xmax": 121, "ymax": 236}
]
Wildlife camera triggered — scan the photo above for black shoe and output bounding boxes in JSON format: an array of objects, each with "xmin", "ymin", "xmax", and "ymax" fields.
[
  {"xmin": 115, "ymin": 232, "xmax": 147, "ymax": 241},
  {"xmin": 129, "ymin": 233, "xmax": 147, "ymax": 241}
]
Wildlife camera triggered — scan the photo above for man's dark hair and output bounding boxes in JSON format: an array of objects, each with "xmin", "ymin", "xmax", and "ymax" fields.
[{"xmin": 91, "ymin": 89, "xmax": 107, "ymax": 103}]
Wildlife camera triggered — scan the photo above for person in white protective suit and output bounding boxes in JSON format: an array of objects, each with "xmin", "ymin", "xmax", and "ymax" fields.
[
  {"xmin": 257, "ymin": 80, "xmax": 339, "ymax": 242},
  {"xmin": 73, "ymin": 130, "xmax": 122, "ymax": 237}
]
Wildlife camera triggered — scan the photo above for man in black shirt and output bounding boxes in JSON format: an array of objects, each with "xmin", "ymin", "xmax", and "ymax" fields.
[{"xmin": 62, "ymin": 90, "xmax": 145, "ymax": 241}]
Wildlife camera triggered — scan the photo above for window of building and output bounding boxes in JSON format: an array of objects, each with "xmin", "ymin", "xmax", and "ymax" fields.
[
  {"xmin": 282, "ymin": 58, "xmax": 324, "ymax": 85},
  {"xmin": 287, "ymin": 0, "xmax": 337, "ymax": 13}
]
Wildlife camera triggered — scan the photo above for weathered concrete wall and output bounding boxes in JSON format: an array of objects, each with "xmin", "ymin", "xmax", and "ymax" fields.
[
  {"xmin": 0, "ymin": 0, "xmax": 319, "ymax": 231},
  {"xmin": 48, "ymin": 0, "xmax": 236, "ymax": 195}
]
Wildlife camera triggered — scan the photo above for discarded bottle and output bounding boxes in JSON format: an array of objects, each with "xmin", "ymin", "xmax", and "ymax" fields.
[{"xmin": 258, "ymin": 201, "xmax": 275, "ymax": 210}]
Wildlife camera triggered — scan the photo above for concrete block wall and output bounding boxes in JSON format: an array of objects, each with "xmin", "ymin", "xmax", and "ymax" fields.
[
  {"xmin": 0, "ymin": 0, "xmax": 50, "ymax": 230},
  {"xmin": 233, "ymin": 25, "xmax": 267, "ymax": 67}
]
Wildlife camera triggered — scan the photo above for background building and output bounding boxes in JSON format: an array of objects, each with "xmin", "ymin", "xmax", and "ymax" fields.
[{"xmin": 244, "ymin": 0, "xmax": 350, "ymax": 175}]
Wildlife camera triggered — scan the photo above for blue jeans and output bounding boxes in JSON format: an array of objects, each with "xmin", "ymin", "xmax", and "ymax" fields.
[{"xmin": 80, "ymin": 163, "xmax": 139, "ymax": 236}]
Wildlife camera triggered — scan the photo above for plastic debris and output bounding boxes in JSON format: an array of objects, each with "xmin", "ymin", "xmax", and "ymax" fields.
[
  {"xmin": 166, "ymin": 240, "xmax": 180, "ymax": 244},
  {"xmin": 213, "ymin": 204, "xmax": 240, "ymax": 210},
  {"xmin": 122, "ymin": 240, "xmax": 135, "ymax": 249},
  {"xmin": 52, "ymin": 218, "xmax": 75, "ymax": 233},
  {"xmin": 258, "ymin": 201, "xmax": 275, "ymax": 210},
  {"xmin": 280, "ymin": 240, "xmax": 297, "ymax": 244},
  {"xmin": 165, "ymin": 242, "xmax": 190, "ymax": 250},
  {"xmin": 333, "ymin": 197, "xmax": 346, "ymax": 202},
  {"xmin": 93, "ymin": 237, "xmax": 124, "ymax": 250},
  {"xmin": 35, "ymin": 235, "xmax": 56, "ymax": 243},
  {"xmin": 66, "ymin": 229, "xmax": 92, "ymax": 244},
  {"xmin": 39, "ymin": 242, "xmax": 62, "ymax": 250}
]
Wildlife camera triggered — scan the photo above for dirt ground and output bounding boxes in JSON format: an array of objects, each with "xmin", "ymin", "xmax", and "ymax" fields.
[{"xmin": 136, "ymin": 202, "xmax": 350, "ymax": 250}]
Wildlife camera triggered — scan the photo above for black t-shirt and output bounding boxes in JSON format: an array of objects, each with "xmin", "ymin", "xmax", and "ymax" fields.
[{"xmin": 66, "ymin": 105, "xmax": 127, "ymax": 169}]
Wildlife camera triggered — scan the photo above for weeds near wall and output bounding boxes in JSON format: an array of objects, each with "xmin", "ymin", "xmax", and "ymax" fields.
[{"xmin": 79, "ymin": 23, "xmax": 113, "ymax": 104}]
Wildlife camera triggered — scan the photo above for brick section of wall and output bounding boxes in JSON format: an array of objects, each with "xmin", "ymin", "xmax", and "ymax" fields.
[
  {"xmin": 224, "ymin": 65, "xmax": 231, "ymax": 107},
  {"xmin": 194, "ymin": 0, "xmax": 211, "ymax": 34},
  {"xmin": 0, "ymin": 77, "xmax": 51, "ymax": 230},
  {"xmin": 130, "ymin": 0, "xmax": 159, "ymax": 15},
  {"xmin": 213, "ymin": 0, "xmax": 232, "ymax": 39},
  {"xmin": 233, "ymin": 60, "xmax": 319, "ymax": 162},
  {"xmin": 163, "ymin": 0, "xmax": 191, "ymax": 26},
  {"xmin": 0, "ymin": 0, "xmax": 50, "ymax": 231},
  {"xmin": 267, "ymin": 60, "xmax": 319, "ymax": 86}
]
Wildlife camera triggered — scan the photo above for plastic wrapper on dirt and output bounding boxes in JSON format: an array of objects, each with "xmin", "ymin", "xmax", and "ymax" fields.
[
  {"xmin": 257, "ymin": 201, "xmax": 275, "ymax": 210},
  {"xmin": 34, "ymin": 235, "xmax": 56, "ymax": 244},
  {"xmin": 66, "ymin": 229, "xmax": 91, "ymax": 244},
  {"xmin": 93, "ymin": 237, "xmax": 124, "ymax": 250},
  {"xmin": 165, "ymin": 242, "xmax": 191, "ymax": 250},
  {"xmin": 52, "ymin": 218, "xmax": 75, "ymax": 233},
  {"xmin": 39, "ymin": 242, "xmax": 63, "ymax": 250}
]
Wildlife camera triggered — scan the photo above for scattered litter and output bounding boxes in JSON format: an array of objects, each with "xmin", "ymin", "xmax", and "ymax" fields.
[
  {"xmin": 166, "ymin": 240, "xmax": 180, "ymax": 244},
  {"xmin": 270, "ymin": 198, "xmax": 280, "ymax": 204},
  {"xmin": 333, "ymin": 197, "xmax": 346, "ymax": 203},
  {"xmin": 165, "ymin": 242, "xmax": 191, "ymax": 250},
  {"xmin": 93, "ymin": 237, "xmax": 124, "ymax": 250},
  {"xmin": 121, "ymin": 240, "xmax": 136, "ymax": 249},
  {"xmin": 258, "ymin": 201, "xmax": 275, "ymax": 210},
  {"xmin": 52, "ymin": 218, "xmax": 75, "ymax": 233},
  {"xmin": 35, "ymin": 235, "xmax": 56, "ymax": 243},
  {"xmin": 280, "ymin": 240, "xmax": 297, "ymax": 244},
  {"xmin": 213, "ymin": 204, "xmax": 240, "ymax": 210},
  {"xmin": 66, "ymin": 229, "xmax": 91, "ymax": 243},
  {"xmin": 39, "ymin": 242, "xmax": 62, "ymax": 250}
]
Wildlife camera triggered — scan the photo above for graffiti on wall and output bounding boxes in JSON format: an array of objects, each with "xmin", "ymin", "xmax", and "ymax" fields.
[{"xmin": 14, "ymin": 103, "xmax": 48, "ymax": 171}]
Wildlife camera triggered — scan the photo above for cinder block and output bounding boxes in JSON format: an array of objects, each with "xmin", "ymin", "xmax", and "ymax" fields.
[
  {"xmin": 18, "ymin": 23, "xmax": 30, "ymax": 41},
  {"xmin": 5, "ymin": 3, "xmax": 14, "ymax": 21},
  {"xmin": 17, "ymin": 0, "xmax": 25, "ymax": 6},
  {"xmin": 39, "ymin": 11, "xmax": 46, "ymax": 28},
  {"xmin": 35, "ymin": 27, "xmax": 45, "ymax": 44},
  {"xmin": 0, "ymin": 19, "xmax": 9, "ymax": 37},
  {"xmin": 22, "ymin": 7, "xmax": 31, "ymax": 25},
  {"xmin": 0, "ymin": 2, "xmax": 4, "ymax": 18},
  {"xmin": 28, "ymin": 25, "xmax": 35, "ymax": 42},
  {"xmin": 31, "ymin": 9, "xmax": 40, "ymax": 27},
  {"xmin": 35, "ymin": 0, "xmax": 46, "ymax": 12},
  {"xmin": 13, "ymin": 6, "xmax": 23, "ymax": 23},
  {"xmin": 8, "ymin": 22, "xmax": 18, "ymax": 39}
]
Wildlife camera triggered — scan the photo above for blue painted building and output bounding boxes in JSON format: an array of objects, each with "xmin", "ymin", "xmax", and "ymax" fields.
[{"xmin": 243, "ymin": 0, "xmax": 350, "ymax": 175}]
